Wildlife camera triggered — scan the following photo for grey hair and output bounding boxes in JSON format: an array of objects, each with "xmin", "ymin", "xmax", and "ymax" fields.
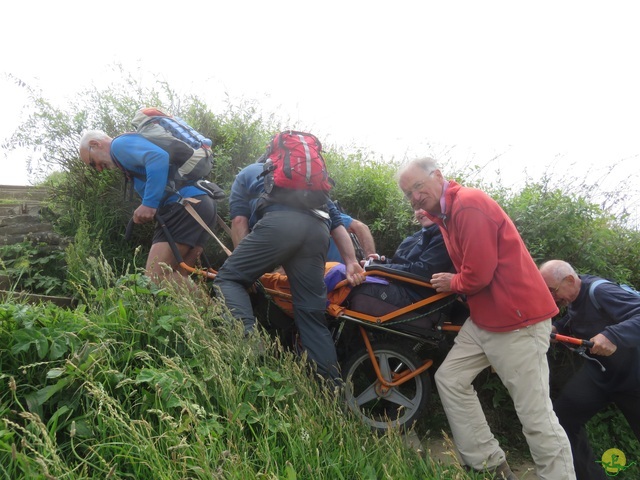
[
  {"xmin": 539, "ymin": 259, "xmax": 578, "ymax": 282},
  {"xmin": 79, "ymin": 130, "xmax": 111, "ymax": 150},
  {"xmin": 395, "ymin": 157, "xmax": 440, "ymax": 182}
]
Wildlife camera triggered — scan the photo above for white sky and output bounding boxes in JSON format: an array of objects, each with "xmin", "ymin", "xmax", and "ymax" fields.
[{"xmin": 2, "ymin": 0, "xmax": 639, "ymax": 221}]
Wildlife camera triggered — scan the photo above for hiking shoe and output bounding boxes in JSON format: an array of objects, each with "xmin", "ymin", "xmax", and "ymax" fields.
[
  {"xmin": 244, "ymin": 327, "xmax": 269, "ymax": 356},
  {"xmin": 466, "ymin": 461, "xmax": 519, "ymax": 480},
  {"xmin": 488, "ymin": 460, "xmax": 518, "ymax": 480}
]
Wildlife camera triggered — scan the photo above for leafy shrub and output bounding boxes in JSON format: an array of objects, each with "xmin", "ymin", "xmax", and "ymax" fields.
[
  {"xmin": 0, "ymin": 242, "xmax": 68, "ymax": 296},
  {"xmin": 326, "ymin": 150, "xmax": 416, "ymax": 255}
]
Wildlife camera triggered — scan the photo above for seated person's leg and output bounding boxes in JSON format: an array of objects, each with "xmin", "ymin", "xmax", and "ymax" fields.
[{"xmin": 344, "ymin": 282, "xmax": 417, "ymax": 315}]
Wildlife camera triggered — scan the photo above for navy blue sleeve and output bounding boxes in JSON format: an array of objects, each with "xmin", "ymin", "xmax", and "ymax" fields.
[
  {"xmin": 327, "ymin": 200, "xmax": 344, "ymax": 231},
  {"xmin": 384, "ymin": 227, "xmax": 453, "ymax": 279},
  {"xmin": 595, "ymin": 283, "xmax": 640, "ymax": 348},
  {"xmin": 229, "ymin": 170, "xmax": 252, "ymax": 220},
  {"xmin": 229, "ymin": 163, "xmax": 265, "ymax": 221},
  {"xmin": 553, "ymin": 314, "xmax": 571, "ymax": 333}
]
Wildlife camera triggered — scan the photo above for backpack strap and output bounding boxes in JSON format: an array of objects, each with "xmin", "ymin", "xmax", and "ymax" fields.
[
  {"xmin": 588, "ymin": 279, "xmax": 611, "ymax": 311},
  {"xmin": 181, "ymin": 198, "xmax": 232, "ymax": 256}
]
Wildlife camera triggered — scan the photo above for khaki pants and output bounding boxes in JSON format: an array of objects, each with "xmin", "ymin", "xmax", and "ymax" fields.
[{"xmin": 434, "ymin": 318, "xmax": 576, "ymax": 480}]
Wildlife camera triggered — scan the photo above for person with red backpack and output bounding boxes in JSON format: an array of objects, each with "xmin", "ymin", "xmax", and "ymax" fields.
[{"xmin": 214, "ymin": 132, "xmax": 364, "ymax": 385}]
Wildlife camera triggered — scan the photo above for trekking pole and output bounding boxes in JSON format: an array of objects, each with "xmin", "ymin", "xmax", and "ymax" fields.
[{"xmin": 124, "ymin": 218, "xmax": 135, "ymax": 242}]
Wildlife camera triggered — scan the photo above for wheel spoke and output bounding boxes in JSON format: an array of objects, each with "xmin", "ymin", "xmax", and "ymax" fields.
[
  {"xmin": 377, "ymin": 352, "xmax": 394, "ymax": 380},
  {"xmin": 377, "ymin": 352, "xmax": 419, "ymax": 409},
  {"xmin": 384, "ymin": 387, "xmax": 419, "ymax": 410},
  {"xmin": 353, "ymin": 382, "xmax": 380, "ymax": 406}
]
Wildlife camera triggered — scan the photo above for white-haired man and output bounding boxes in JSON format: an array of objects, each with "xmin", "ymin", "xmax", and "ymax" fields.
[
  {"xmin": 397, "ymin": 157, "xmax": 575, "ymax": 480},
  {"xmin": 79, "ymin": 130, "xmax": 216, "ymax": 284}
]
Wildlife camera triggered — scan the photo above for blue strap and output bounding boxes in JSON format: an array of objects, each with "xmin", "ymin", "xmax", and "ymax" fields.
[{"xmin": 588, "ymin": 279, "xmax": 610, "ymax": 311}]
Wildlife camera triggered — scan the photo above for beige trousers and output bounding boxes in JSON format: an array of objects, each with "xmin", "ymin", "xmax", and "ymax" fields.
[{"xmin": 434, "ymin": 318, "xmax": 576, "ymax": 480}]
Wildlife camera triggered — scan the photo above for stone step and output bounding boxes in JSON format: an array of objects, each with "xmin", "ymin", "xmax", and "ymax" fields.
[
  {"xmin": 0, "ymin": 230, "xmax": 69, "ymax": 247},
  {"xmin": 0, "ymin": 185, "xmax": 50, "ymax": 202},
  {"xmin": 0, "ymin": 290, "xmax": 76, "ymax": 308},
  {"xmin": 0, "ymin": 214, "xmax": 51, "ymax": 227},
  {"xmin": 0, "ymin": 221, "xmax": 54, "ymax": 236},
  {"xmin": 0, "ymin": 203, "xmax": 42, "ymax": 216}
]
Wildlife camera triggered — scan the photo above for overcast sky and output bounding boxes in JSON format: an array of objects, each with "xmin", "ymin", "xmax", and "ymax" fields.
[{"xmin": 2, "ymin": 0, "xmax": 639, "ymax": 221}]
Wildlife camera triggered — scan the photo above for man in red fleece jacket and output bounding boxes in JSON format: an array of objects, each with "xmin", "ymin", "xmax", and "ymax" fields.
[{"xmin": 397, "ymin": 157, "xmax": 575, "ymax": 480}]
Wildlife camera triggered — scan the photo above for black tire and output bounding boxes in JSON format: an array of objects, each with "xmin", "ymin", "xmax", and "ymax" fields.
[{"xmin": 343, "ymin": 341, "xmax": 431, "ymax": 431}]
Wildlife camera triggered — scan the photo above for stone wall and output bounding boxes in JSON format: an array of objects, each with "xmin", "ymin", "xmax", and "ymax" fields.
[{"xmin": 0, "ymin": 185, "xmax": 68, "ymax": 247}]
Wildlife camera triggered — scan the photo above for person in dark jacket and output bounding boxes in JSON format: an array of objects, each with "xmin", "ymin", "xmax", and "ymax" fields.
[
  {"xmin": 214, "ymin": 161, "xmax": 364, "ymax": 385},
  {"xmin": 374, "ymin": 209, "xmax": 453, "ymax": 278},
  {"xmin": 540, "ymin": 259, "xmax": 640, "ymax": 480},
  {"xmin": 342, "ymin": 209, "xmax": 454, "ymax": 313}
]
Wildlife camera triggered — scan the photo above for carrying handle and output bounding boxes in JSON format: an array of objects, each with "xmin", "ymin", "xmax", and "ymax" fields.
[
  {"xmin": 550, "ymin": 332, "xmax": 595, "ymax": 349},
  {"xmin": 551, "ymin": 333, "xmax": 604, "ymax": 371}
]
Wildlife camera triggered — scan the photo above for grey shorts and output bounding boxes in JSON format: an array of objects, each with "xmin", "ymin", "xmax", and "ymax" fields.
[{"xmin": 152, "ymin": 195, "xmax": 217, "ymax": 248}]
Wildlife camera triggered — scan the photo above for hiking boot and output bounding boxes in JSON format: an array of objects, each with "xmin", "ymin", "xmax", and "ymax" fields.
[
  {"xmin": 487, "ymin": 460, "xmax": 518, "ymax": 480},
  {"xmin": 244, "ymin": 326, "xmax": 268, "ymax": 356},
  {"xmin": 466, "ymin": 461, "xmax": 519, "ymax": 480}
]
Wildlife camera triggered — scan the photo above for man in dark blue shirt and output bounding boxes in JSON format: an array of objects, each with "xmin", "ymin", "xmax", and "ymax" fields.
[
  {"xmin": 79, "ymin": 130, "xmax": 216, "ymax": 284},
  {"xmin": 215, "ymin": 161, "xmax": 364, "ymax": 384},
  {"xmin": 540, "ymin": 259, "xmax": 640, "ymax": 480}
]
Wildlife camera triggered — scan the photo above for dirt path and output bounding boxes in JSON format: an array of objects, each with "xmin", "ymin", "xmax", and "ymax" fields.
[{"xmin": 403, "ymin": 431, "xmax": 540, "ymax": 479}]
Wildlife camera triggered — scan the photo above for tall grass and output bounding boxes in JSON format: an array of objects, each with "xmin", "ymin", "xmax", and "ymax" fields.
[{"xmin": 0, "ymin": 256, "xmax": 474, "ymax": 479}]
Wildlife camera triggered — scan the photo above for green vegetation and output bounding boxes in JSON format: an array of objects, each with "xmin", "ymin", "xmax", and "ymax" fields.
[
  {"xmin": 1, "ymin": 69, "xmax": 639, "ymax": 478},
  {"xmin": 0, "ymin": 256, "xmax": 467, "ymax": 479},
  {"xmin": 0, "ymin": 242, "xmax": 68, "ymax": 296}
]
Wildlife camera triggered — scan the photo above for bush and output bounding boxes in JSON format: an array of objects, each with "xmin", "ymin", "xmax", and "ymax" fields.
[{"xmin": 0, "ymin": 242, "xmax": 68, "ymax": 296}]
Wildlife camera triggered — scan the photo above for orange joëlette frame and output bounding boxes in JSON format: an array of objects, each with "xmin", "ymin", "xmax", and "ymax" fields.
[{"xmin": 260, "ymin": 268, "xmax": 462, "ymax": 390}]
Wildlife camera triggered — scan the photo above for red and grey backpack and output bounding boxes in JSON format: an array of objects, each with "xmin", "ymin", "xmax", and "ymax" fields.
[{"xmin": 260, "ymin": 130, "xmax": 333, "ymax": 208}]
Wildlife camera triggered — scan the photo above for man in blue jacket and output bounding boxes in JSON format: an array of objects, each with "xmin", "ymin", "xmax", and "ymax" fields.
[
  {"xmin": 79, "ymin": 130, "xmax": 216, "ymax": 284},
  {"xmin": 215, "ymin": 161, "xmax": 364, "ymax": 385},
  {"xmin": 540, "ymin": 259, "xmax": 640, "ymax": 480}
]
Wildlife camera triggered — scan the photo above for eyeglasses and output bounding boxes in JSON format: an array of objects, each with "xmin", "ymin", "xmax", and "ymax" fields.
[
  {"xmin": 548, "ymin": 276, "xmax": 568, "ymax": 295},
  {"xmin": 88, "ymin": 145, "xmax": 96, "ymax": 169},
  {"xmin": 402, "ymin": 170, "xmax": 437, "ymax": 200},
  {"xmin": 404, "ymin": 181, "xmax": 426, "ymax": 200}
]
